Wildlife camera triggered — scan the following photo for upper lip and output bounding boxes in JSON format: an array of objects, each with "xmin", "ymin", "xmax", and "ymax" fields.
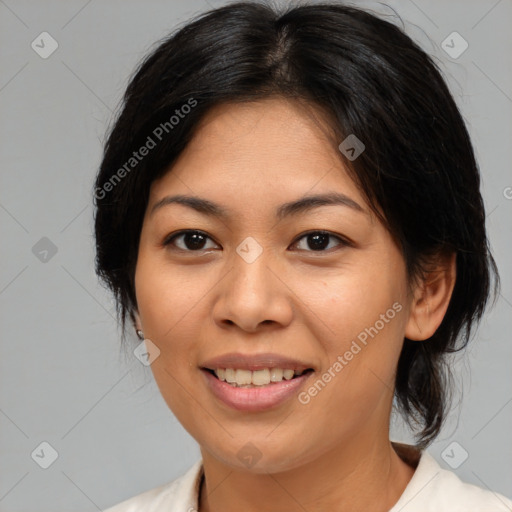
[{"xmin": 200, "ymin": 352, "xmax": 315, "ymax": 373}]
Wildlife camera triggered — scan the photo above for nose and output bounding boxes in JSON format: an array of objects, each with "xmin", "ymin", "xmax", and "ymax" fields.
[{"xmin": 212, "ymin": 244, "xmax": 294, "ymax": 333}]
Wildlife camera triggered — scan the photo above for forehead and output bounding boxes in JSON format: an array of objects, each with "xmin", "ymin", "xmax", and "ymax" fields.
[
  {"xmin": 149, "ymin": 98, "xmax": 367, "ymax": 212},
  {"xmin": 185, "ymin": 97, "xmax": 340, "ymax": 164}
]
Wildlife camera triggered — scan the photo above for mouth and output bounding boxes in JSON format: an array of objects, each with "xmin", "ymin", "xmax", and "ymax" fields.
[
  {"xmin": 202, "ymin": 367, "xmax": 315, "ymax": 388},
  {"xmin": 200, "ymin": 366, "xmax": 315, "ymax": 411}
]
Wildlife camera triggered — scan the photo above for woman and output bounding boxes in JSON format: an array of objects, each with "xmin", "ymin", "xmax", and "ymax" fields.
[{"xmin": 94, "ymin": 2, "xmax": 512, "ymax": 510}]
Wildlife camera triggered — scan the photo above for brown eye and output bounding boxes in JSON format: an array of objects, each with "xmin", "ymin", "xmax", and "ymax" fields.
[
  {"xmin": 292, "ymin": 231, "xmax": 348, "ymax": 252},
  {"xmin": 164, "ymin": 230, "xmax": 218, "ymax": 252}
]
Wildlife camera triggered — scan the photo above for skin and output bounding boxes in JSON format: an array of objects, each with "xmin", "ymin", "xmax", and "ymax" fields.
[{"xmin": 133, "ymin": 97, "xmax": 456, "ymax": 512}]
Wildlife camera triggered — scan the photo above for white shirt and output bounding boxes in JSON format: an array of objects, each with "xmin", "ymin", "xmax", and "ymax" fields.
[{"xmin": 104, "ymin": 443, "xmax": 512, "ymax": 512}]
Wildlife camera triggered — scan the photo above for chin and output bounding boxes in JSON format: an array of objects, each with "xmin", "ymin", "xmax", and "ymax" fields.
[{"xmin": 204, "ymin": 441, "xmax": 314, "ymax": 475}]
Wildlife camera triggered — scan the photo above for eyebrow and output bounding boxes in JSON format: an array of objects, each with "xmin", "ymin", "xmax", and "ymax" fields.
[{"xmin": 150, "ymin": 192, "xmax": 364, "ymax": 220}]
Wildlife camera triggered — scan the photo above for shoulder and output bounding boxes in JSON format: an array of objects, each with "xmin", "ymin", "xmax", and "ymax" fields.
[
  {"xmin": 103, "ymin": 459, "xmax": 203, "ymax": 512},
  {"xmin": 390, "ymin": 447, "xmax": 512, "ymax": 512}
]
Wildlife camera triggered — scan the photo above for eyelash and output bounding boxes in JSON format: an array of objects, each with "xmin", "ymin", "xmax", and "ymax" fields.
[{"xmin": 162, "ymin": 229, "xmax": 352, "ymax": 254}]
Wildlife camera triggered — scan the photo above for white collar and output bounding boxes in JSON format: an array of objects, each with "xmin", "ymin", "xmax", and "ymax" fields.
[{"xmin": 105, "ymin": 442, "xmax": 512, "ymax": 511}]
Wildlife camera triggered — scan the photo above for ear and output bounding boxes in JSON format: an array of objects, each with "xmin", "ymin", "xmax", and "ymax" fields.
[{"xmin": 405, "ymin": 252, "xmax": 456, "ymax": 341}]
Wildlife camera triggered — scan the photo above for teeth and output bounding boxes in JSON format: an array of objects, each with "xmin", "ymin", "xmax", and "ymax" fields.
[
  {"xmin": 225, "ymin": 368, "xmax": 236, "ymax": 383},
  {"xmin": 213, "ymin": 367, "xmax": 307, "ymax": 387},
  {"xmin": 283, "ymin": 369, "xmax": 295, "ymax": 380},
  {"xmin": 236, "ymin": 369, "xmax": 252, "ymax": 385},
  {"xmin": 252, "ymin": 368, "xmax": 270, "ymax": 386},
  {"xmin": 270, "ymin": 368, "xmax": 283, "ymax": 382}
]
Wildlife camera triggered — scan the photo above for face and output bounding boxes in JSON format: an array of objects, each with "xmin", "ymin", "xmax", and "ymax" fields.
[{"xmin": 134, "ymin": 98, "xmax": 414, "ymax": 473}]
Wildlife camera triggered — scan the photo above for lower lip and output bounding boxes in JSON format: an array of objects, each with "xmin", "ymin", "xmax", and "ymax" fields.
[{"xmin": 201, "ymin": 369, "xmax": 313, "ymax": 412}]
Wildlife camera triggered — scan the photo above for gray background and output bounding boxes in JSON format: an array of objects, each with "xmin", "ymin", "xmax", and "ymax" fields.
[{"xmin": 0, "ymin": 0, "xmax": 511, "ymax": 510}]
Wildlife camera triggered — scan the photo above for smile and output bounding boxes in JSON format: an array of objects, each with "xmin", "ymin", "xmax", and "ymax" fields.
[
  {"xmin": 201, "ymin": 367, "xmax": 314, "ymax": 411},
  {"xmin": 210, "ymin": 367, "xmax": 313, "ymax": 387}
]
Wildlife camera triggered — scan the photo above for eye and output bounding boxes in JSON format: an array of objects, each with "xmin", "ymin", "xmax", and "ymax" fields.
[
  {"xmin": 163, "ymin": 230, "xmax": 219, "ymax": 252},
  {"xmin": 291, "ymin": 230, "xmax": 349, "ymax": 252},
  {"xmin": 163, "ymin": 229, "xmax": 350, "ymax": 254}
]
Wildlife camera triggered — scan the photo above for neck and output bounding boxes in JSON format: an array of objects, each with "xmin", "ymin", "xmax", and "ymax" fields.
[{"xmin": 198, "ymin": 434, "xmax": 417, "ymax": 512}]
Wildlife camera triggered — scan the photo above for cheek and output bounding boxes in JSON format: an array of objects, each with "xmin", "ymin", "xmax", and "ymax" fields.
[
  {"xmin": 293, "ymin": 257, "xmax": 407, "ymax": 398},
  {"xmin": 296, "ymin": 261, "xmax": 404, "ymax": 345},
  {"xmin": 134, "ymin": 249, "xmax": 208, "ymax": 340},
  {"xmin": 134, "ymin": 254, "xmax": 200, "ymax": 420}
]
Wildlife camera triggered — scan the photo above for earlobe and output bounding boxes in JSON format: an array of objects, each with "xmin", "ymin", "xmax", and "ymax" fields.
[{"xmin": 405, "ymin": 253, "xmax": 456, "ymax": 341}]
